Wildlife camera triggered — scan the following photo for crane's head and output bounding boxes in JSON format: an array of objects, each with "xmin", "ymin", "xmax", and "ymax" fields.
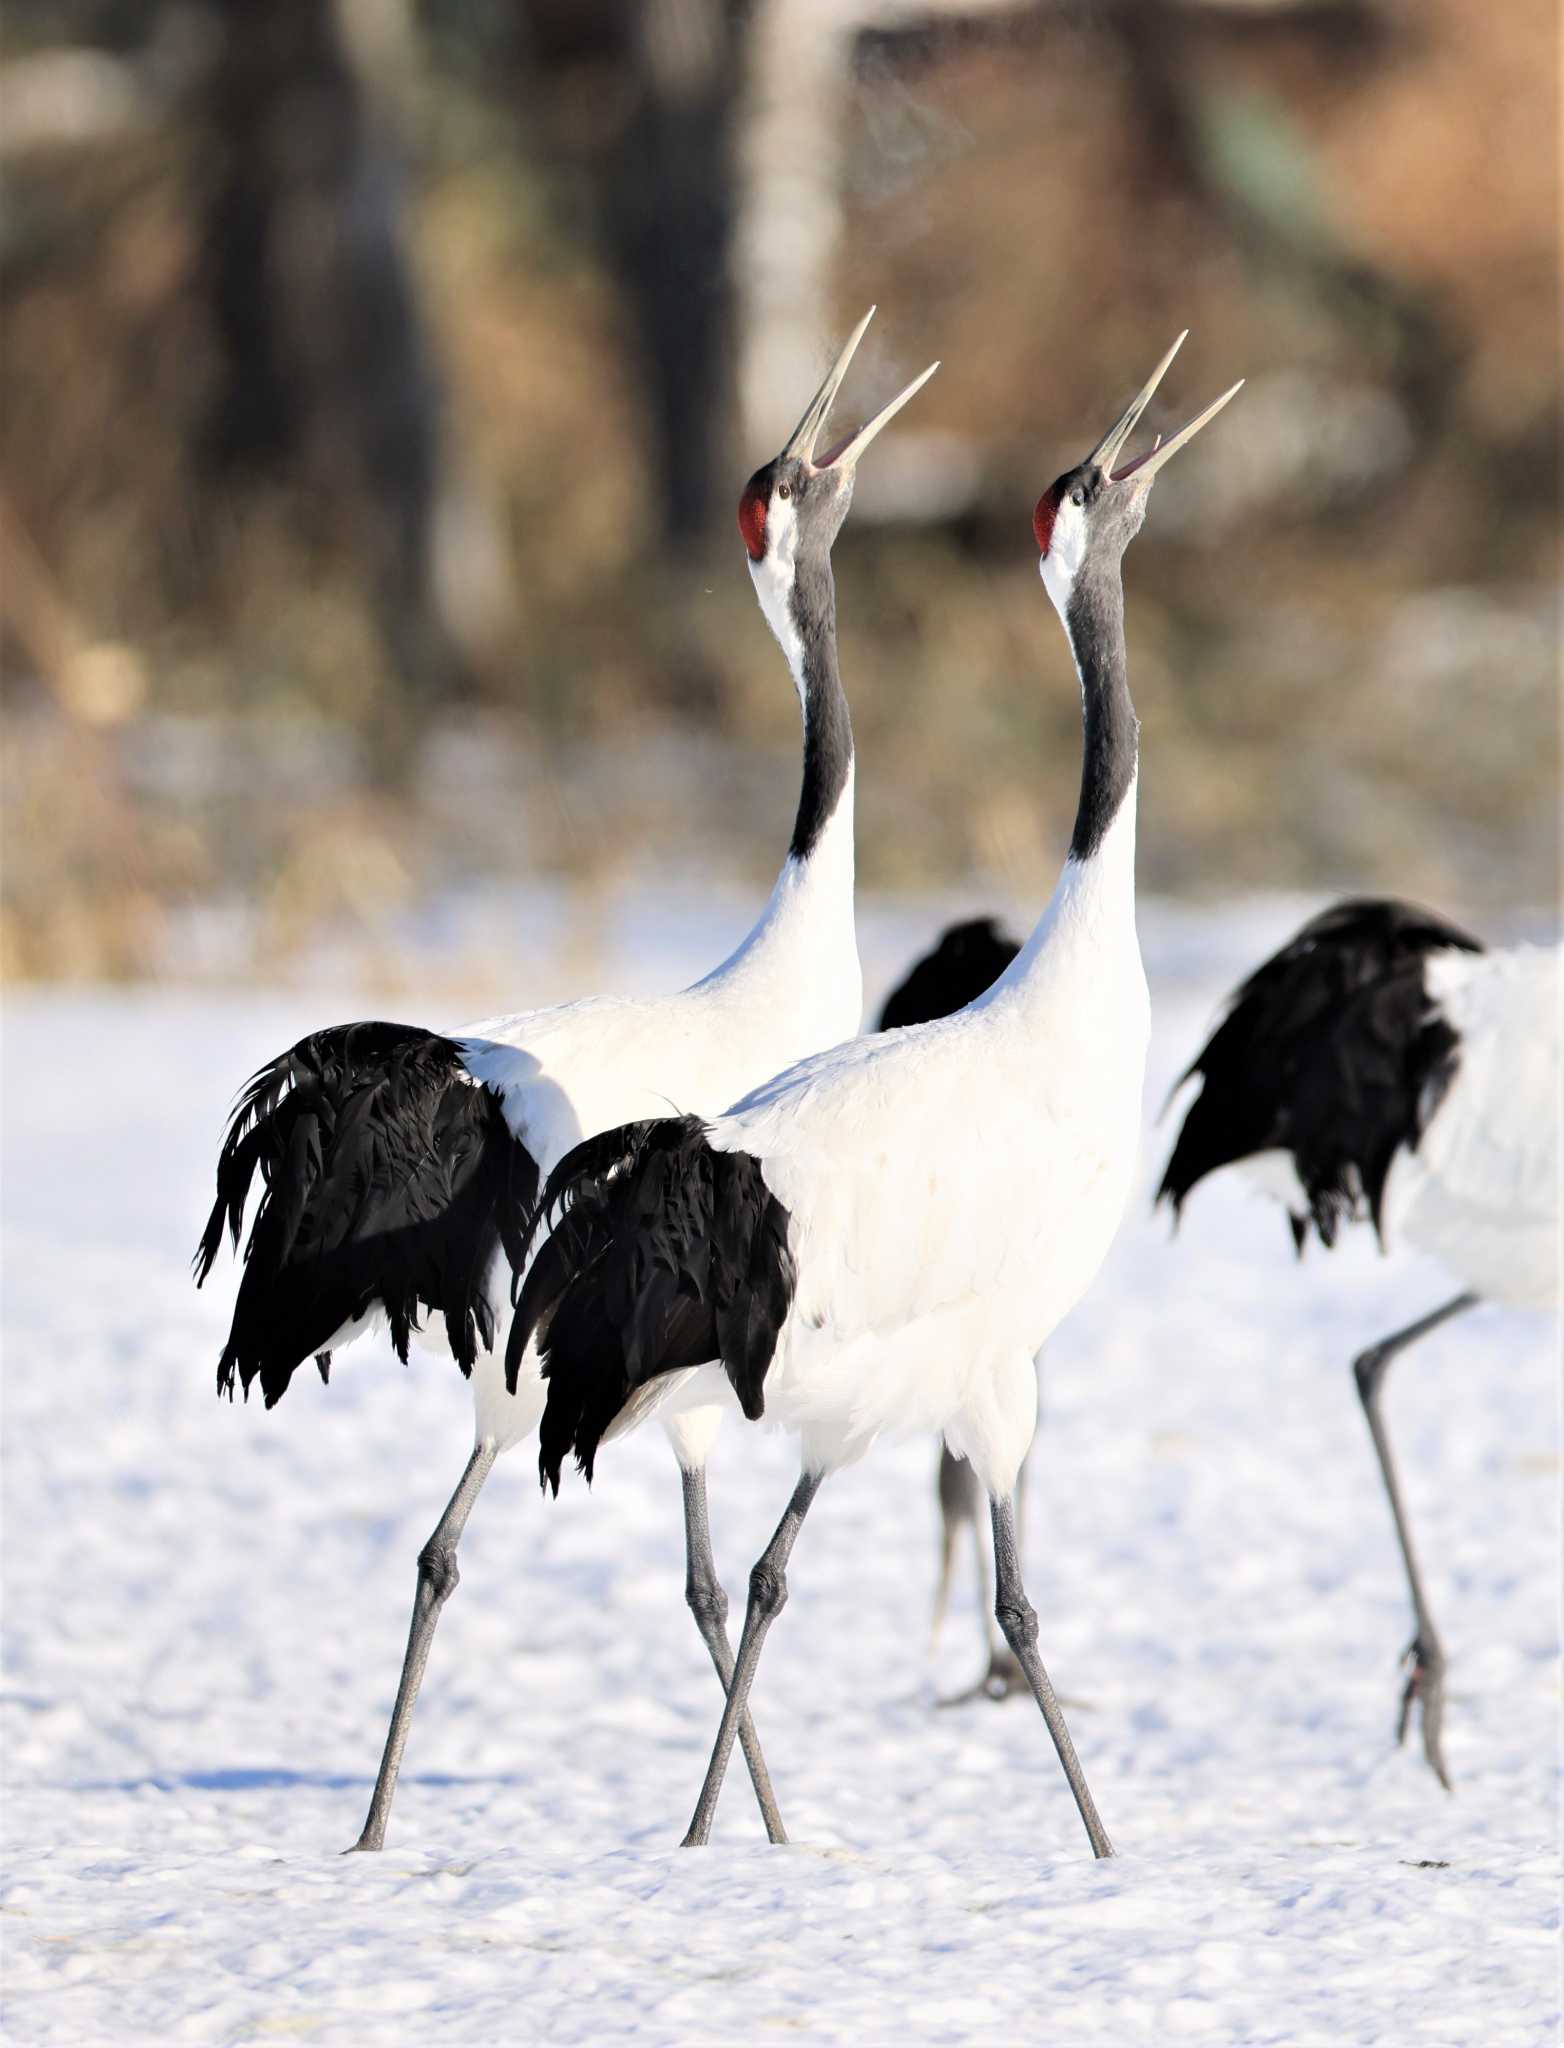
[
  {"xmin": 1033, "ymin": 334, "xmax": 1242, "ymax": 620},
  {"xmin": 738, "ymin": 307, "xmax": 938, "ymax": 588}
]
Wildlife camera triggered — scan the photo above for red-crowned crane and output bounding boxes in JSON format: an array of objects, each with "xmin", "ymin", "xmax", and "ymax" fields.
[
  {"xmin": 877, "ymin": 917, "xmax": 1035, "ymax": 1701},
  {"xmin": 514, "ymin": 338, "xmax": 1242, "ymax": 1859},
  {"xmin": 1158, "ymin": 897, "xmax": 1561, "ymax": 1787},
  {"xmin": 194, "ymin": 310, "xmax": 937, "ymax": 1850}
]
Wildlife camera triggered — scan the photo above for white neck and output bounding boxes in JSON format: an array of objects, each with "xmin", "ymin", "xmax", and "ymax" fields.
[
  {"xmin": 984, "ymin": 769, "xmax": 1141, "ymax": 1014},
  {"xmin": 708, "ymin": 761, "xmax": 857, "ymax": 980},
  {"xmin": 694, "ymin": 763, "xmax": 858, "ymax": 1001}
]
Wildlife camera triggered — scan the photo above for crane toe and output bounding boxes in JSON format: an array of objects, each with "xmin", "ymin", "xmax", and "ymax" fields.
[{"xmin": 1396, "ymin": 1634, "xmax": 1453, "ymax": 1792}]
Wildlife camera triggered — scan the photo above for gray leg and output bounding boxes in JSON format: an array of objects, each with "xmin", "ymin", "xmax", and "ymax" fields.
[
  {"xmin": 938, "ymin": 1366, "xmax": 1041, "ymax": 1703},
  {"xmin": 682, "ymin": 1471, "xmax": 822, "ymax": 1848},
  {"xmin": 935, "ymin": 1448, "xmax": 1027, "ymax": 1704},
  {"xmin": 348, "ymin": 1438, "xmax": 499, "ymax": 1852},
  {"xmin": 680, "ymin": 1467, "xmax": 789, "ymax": 1844},
  {"xmin": 1353, "ymin": 1290, "xmax": 1477, "ymax": 1792},
  {"xmin": 932, "ymin": 1444, "xmax": 982, "ymax": 1654},
  {"xmin": 980, "ymin": 1448, "xmax": 1029, "ymax": 1698},
  {"xmin": 983, "ymin": 1370, "xmax": 1040, "ymax": 1697},
  {"xmin": 990, "ymin": 1493, "xmax": 1114, "ymax": 1859}
]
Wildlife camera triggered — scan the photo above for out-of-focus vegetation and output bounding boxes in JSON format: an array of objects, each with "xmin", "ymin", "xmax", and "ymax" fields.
[{"xmin": 1, "ymin": 0, "xmax": 1556, "ymax": 986}]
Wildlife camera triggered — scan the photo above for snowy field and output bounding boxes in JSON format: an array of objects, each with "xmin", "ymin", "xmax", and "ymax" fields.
[{"xmin": 3, "ymin": 894, "xmax": 1558, "ymax": 2046}]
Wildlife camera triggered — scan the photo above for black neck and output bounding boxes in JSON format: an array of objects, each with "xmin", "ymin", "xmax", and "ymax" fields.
[
  {"xmin": 786, "ymin": 549, "xmax": 855, "ymax": 862},
  {"xmin": 1064, "ymin": 568, "xmax": 1138, "ymax": 863}
]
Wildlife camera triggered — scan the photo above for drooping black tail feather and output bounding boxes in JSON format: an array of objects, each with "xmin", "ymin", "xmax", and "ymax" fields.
[
  {"xmin": 877, "ymin": 917, "xmax": 1021, "ymax": 1032},
  {"xmin": 510, "ymin": 1115, "xmax": 795, "ymax": 1493},
  {"xmin": 1157, "ymin": 897, "xmax": 1483, "ymax": 1250},
  {"xmin": 196, "ymin": 1022, "xmax": 538, "ymax": 1408}
]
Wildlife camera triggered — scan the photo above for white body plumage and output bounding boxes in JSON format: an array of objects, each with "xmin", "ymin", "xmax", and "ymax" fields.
[
  {"xmin": 456, "ymin": 806, "xmax": 860, "ymax": 1450},
  {"xmin": 1383, "ymin": 943, "xmax": 1561, "ymax": 1309},
  {"xmin": 635, "ymin": 795, "xmax": 1149, "ymax": 1497}
]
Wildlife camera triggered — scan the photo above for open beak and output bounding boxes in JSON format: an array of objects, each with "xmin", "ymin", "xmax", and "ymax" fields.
[
  {"xmin": 1089, "ymin": 332, "xmax": 1243, "ymax": 485},
  {"xmin": 816, "ymin": 357, "xmax": 940, "ymax": 470},
  {"xmin": 782, "ymin": 307, "xmax": 878, "ymax": 463},
  {"xmin": 781, "ymin": 305, "xmax": 939, "ymax": 471}
]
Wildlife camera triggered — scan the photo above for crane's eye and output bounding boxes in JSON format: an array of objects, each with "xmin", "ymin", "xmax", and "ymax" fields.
[
  {"xmin": 777, "ymin": 482, "xmax": 792, "ymax": 500},
  {"xmin": 1070, "ymin": 487, "xmax": 1085, "ymax": 507}
]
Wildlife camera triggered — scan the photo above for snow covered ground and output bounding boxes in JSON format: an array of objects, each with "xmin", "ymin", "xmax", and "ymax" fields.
[{"xmin": 3, "ymin": 895, "xmax": 1558, "ymax": 2046}]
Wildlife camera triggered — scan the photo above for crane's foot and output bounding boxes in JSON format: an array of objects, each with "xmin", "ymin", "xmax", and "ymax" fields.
[
  {"xmin": 1395, "ymin": 1633, "xmax": 1453, "ymax": 1792},
  {"xmin": 938, "ymin": 1646, "xmax": 1053, "ymax": 1707},
  {"xmin": 978, "ymin": 1646, "xmax": 1028, "ymax": 1700}
]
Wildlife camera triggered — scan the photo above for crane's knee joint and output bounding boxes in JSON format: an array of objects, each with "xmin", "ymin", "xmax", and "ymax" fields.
[
  {"xmin": 1408, "ymin": 1631, "xmax": 1446, "ymax": 1679},
  {"xmin": 418, "ymin": 1541, "xmax": 460, "ymax": 1603},
  {"xmin": 685, "ymin": 1576, "xmax": 729, "ymax": 1631},
  {"xmin": 748, "ymin": 1561, "xmax": 788, "ymax": 1620},
  {"xmin": 1353, "ymin": 1345, "xmax": 1388, "ymax": 1402},
  {"xmin": 995, "ymin": 1595, "xmax": 1037, "ymax": 1651}
]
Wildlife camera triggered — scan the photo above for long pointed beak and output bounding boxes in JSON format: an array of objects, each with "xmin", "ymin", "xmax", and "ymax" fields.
[
  {"xmin": 816, "ymin": 357, "xmax": 941, "ymax": 471},
  {"xmin": 1087, "ymin": 331, "xmax": 1188, "ymax": 479},
  {"xmin": 1111, "ymin": 377, "xmax": 1244, "ymax": 484},
  {"xmin": 782, "ymin": 306, "xmax": 878, "ymax": 463}
]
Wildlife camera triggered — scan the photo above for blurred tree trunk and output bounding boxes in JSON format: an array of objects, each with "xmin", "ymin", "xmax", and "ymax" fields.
[
  {"xmin": 195, "ymin": 0, "xmax": 468, "ymax": 709},
  {"xmin": 734, "ymin": 0, "xmax": 851, "ymax": 461},
  {"xmin": 734, "ymin": 0, "xmax": 1016, "ymax": 463},
  {"xmin": 600, "ymin": 0, "xmax": 753, "ymax": 547}
]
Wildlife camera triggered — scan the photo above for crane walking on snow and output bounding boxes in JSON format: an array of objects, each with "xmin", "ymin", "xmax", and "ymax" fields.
[
  {"xmin": 1158, "ymin": 897, "xmax": 1561, "ymax": 1787},
  {"xmin": 515, "ymin": 337, "xmax": 1242, "ymax": 1859},
  {"xmin": 195, "ymin": 311, "xmax": 937, "ymax": 1851}
]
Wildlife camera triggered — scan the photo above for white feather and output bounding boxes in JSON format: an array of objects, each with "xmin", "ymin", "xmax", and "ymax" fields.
[
  {"xmin": 748, "ymin": 497, "xmax": 804, "ymax": 694},
  {"xmin": 1237, "ymin": 1148, "xmax": 1312, "ymax": 1216},
  {"xmin": 1039, "ymin": 498, "xmax": 1089, "ymax": 615},
  {"xmin": 1384, "ymin": 943, "xmax": 1562, "ymax": 1307},
  {"xmin": 452, "ymin": 813, "xmax": 861, "ymax": 1450}
]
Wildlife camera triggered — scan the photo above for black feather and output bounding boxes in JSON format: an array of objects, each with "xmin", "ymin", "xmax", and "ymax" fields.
[
  {"xmin": 1157, "ymin": 897, "xmax": 1483, "ymax": 1250},
  {"xmin": 877, "ymin": 917, "xmax": 1021, "ymax": 1032},
  {"xmin": 511, "ymin": 1115, "xmax": 795, "ymax": 1492},
  {"xmin": 195, "ymin": 1022, "xmax": 538, "ymax": 1408}
]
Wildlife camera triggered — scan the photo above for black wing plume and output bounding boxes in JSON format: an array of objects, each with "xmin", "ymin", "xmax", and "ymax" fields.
[
  {"xmin": 195, "ymin": 1022, "xmax": 538, "ymax": 1407},
  {"xmin": 511, "ymin": 1115, "xmax": 795, "ymax": 1493},
  {"xmin": 1157, "ymin": 897, "xmax": 1483, "ymax": 1250}
]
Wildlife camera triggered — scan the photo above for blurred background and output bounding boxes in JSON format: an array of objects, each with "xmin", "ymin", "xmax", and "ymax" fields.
[{"xmin": 1, "ymin": 0, "xmax": 1557, "ymax": 997}]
